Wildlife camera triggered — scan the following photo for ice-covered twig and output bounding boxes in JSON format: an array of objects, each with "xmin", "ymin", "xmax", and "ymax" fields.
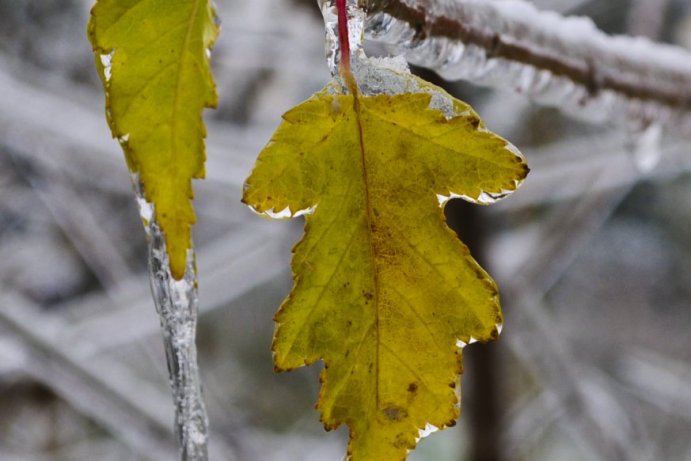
[
  {"xmin": 366, "ymin": 0, "xmax": 691, "ymax": 136},
  {"xmin": 133, "ymin": 179, "xmax": 209, "ymax": 461}
]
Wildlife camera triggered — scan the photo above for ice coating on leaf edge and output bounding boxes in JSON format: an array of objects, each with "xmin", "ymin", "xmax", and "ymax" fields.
[{"xmin": 248, "ymin": 204, "xmax": 318, "ymax": 219}]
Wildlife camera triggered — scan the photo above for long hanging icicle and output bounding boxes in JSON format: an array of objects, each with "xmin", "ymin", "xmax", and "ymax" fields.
[{"xmin": 133, "ymin": 177, "xmax": 209, "ymax": 461}]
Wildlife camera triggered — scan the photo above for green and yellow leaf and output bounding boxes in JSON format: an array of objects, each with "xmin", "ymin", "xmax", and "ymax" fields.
[
  {"xmin": 88, "ymin": 0, "xmax": 218, "ymax": 279},
  {"xmin": 243, "ymin": 84, "xmax": 528, "ymax": 460}
]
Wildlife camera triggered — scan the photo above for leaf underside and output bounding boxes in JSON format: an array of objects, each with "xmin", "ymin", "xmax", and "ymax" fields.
[
  {"xmin": 243, "ymin": 84, "xmax": 528, "ymax": 461},
  {"xmin": 88, "ymin": 0, "xmax": 218, "ymax": 279}
]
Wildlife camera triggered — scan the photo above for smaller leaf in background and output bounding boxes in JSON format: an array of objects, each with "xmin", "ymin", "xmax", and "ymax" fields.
[
  {"xmin": 88, "ymin": 0, "xmax": 218, "ymax": 279},
  {"xmin": 243, "ymin": 77, "xmax": 528, "ymax": 461}
]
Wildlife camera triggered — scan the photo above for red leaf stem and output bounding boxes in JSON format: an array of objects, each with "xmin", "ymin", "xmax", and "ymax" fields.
[{"xmin": 337, "ymin": 0, "xmax": 351, "ymax": 72}]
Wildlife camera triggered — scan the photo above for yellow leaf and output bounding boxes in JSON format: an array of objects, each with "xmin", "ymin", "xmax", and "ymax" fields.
[
  {"xmin": 88, "ymin": 0, "xmax": 218, "ymax": 279},
  {"xmin": 243, "ymin": 82, "xmax": 528, "ymax": 460}
]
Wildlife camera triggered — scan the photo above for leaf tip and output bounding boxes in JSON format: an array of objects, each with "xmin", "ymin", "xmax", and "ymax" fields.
[{"xmin": 166, "ymin": 231, "xmax": 191, "ymax": 281}]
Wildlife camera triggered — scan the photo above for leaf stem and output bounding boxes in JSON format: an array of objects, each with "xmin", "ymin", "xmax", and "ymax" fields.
[{"xmin": 337, "ymin": 0, "xmax": 358, "ymax": 94}]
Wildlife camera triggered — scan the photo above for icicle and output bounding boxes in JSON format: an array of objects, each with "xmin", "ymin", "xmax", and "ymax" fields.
[
  {"xmin": 364, "ymin": 3, "xmax": 608, "ymax": 122},
  {"xmin": 131, "ymin": 175, "xmax": 209, "ymax": 461}
]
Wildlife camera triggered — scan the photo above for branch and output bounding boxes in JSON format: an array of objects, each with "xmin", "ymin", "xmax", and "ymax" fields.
[{"xmin": 366, "ymin": 0, "xmax": 691, "ymax": 136}]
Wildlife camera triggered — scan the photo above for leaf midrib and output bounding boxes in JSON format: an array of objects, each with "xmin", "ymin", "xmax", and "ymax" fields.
[{"xmin": 352, "ymin": 94, "xmax": 383, "ymax": 413}]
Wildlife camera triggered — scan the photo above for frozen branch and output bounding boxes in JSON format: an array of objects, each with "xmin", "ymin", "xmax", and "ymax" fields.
[{"xmin": 366, "ymin": 0, "xmax": 691, "ymax": 136}]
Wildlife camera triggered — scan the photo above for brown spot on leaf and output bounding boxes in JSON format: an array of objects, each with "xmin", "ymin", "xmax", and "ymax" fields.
[{"xmin": 383, "ymin": 405, "xmax": 408, "ymax": 421}]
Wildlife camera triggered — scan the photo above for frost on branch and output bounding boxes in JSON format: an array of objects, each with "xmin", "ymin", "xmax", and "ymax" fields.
[{"xmin": 365, "ymin": 0, "xmax": 691, "ymax": 137}]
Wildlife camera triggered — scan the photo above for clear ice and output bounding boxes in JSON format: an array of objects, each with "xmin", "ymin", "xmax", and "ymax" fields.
[{"xmin": 99, "ymin": 51, "xmax": 114, "ymax": 83}]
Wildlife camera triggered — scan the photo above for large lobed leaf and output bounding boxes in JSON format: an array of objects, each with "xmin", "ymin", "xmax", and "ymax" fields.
[
  {"xmin": 88, "ymin": 0, "xmax": 218, "ymax": 279},
  {"xmin": 243, "ymin": 84, "xmax": 528, "ymax": 460}
]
